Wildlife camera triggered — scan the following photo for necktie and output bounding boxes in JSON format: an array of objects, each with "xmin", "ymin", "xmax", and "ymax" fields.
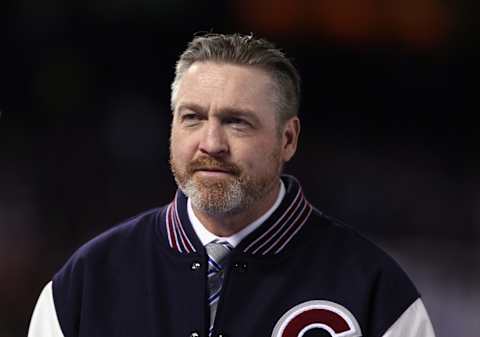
[{"xmin": 205, "ymin": 240, "xmax": 233, "ymax": 333}]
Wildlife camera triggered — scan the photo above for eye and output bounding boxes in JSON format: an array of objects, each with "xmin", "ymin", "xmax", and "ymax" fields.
[
  {"xmin": 180, "ymin": 112, "xmax": 202, "ymax": 126},
  {"xmin": 183, "ymin": 113, "xmax": 198, "ymax": 120},
  {"xmin": 224, "ymin": 117, "xmax": 251, "ymax": 129}
]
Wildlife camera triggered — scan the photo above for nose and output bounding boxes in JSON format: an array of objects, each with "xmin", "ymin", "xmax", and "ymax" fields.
[{"xmin": 198, "ymin": 121, "xmax": 229, "ymax": 157}]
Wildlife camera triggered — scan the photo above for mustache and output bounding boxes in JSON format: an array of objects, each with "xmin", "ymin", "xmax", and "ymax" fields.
[{"xmin": 187, "ymin": 156, "xmax": 241, "ymax": 176}]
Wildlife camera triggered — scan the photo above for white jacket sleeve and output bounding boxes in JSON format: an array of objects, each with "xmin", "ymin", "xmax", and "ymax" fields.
[
  {"xmin": 382, "ymin": 298, "xmax": 436, "ymax": 337},
  {"xmin": 28, "ymin": 282, "xmax": 65, "ymax": 337}
]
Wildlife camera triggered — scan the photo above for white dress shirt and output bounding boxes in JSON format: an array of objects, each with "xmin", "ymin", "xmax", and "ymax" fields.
[{"xmin": 188, "ymin": 180, "xmax": 286, "ymax": 247}]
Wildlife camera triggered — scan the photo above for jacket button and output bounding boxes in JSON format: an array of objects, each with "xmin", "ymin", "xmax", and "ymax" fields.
[
  {"xmin": 190, "ymin": 331, "xmax": 199, "ymax": 337},
  {"xmin": 191, "ymin": 262, "xmax": 201, "ymax": 271},
  {"xmin": 233, "ymin": 262, "xmax": 247, "ymax": 272}
]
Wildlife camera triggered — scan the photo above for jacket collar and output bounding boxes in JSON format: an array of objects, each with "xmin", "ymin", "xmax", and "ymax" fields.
[{"xmin": 163, "ymin": 175, "xmax": 313, "ymax": 256}]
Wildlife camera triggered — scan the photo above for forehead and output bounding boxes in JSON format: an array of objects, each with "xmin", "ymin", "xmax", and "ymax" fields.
[{"xmin": 175, "ymin": 62, "xmax": 278, "ymax": 117}]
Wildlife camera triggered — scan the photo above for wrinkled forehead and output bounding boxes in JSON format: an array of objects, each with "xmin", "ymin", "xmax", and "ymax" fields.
[{"xmin": 174, "ymin": 62, "xmax": 279, "ymax": 117}]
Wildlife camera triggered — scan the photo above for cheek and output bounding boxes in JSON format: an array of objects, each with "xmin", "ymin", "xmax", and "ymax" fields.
[
  {"xmin": 236, "ymin": 139, "xmax": 282, "ymax": 171},
  {"xmin": 171, "ymin": 131, "xmax": 196, "ymax": 160}
]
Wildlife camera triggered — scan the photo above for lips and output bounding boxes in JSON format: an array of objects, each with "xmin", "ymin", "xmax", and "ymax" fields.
[
  {"xmin": 193, "ymin": 168, "xmax": 236, "ymax": 178},
  {"xmin": 194, "ymin": 167, "xmax": 232, "ymax": 173}
]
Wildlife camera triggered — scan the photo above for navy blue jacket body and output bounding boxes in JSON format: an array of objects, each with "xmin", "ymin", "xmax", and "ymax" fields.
[{"xmin": 52, "ymin": 176, "xmax": 419, "ymax": 337}]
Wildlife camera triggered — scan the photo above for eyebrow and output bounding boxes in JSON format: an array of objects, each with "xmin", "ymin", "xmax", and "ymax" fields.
[
  {"xmin": 177, "ymin": 103, "xmax": 261, "ymax": 124},
  {"xmin": 176, "ymin": 103, "xmax": 208, "ymax": 115}
]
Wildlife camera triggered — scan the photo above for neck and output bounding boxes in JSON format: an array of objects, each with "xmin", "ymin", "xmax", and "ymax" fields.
[{"xmin": 192, "ymin": 180, "xmax": 281, "ymax": 237}]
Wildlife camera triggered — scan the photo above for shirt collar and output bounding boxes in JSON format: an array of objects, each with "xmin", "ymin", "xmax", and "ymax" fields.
[{"xmin": 188, "ymin": 180, "xmax": 286, "ymax": 247}]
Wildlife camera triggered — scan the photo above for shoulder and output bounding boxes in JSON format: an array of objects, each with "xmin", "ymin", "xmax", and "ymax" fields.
[
  {"xmin": 50, "ymin": 206, "xmax": 166, "ymax": 337},
  {"xmin": 65, "ymin": 207, "xmax": 161, "ymax": 262},
  {"xmin": 307, "ymin": 208, "xmax": 411, "ymax": 273},
  {"xmin": 52, "ymin": 206, "xmax": 166, "ymax": 291},
  {"xmin": 304, "ymin": 209, "xmax": 421, "ymax": 336}
]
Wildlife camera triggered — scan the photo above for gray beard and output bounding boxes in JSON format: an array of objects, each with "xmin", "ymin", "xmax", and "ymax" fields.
[{"xmin": 178, "ymin": 175, "xmax": 251, "ymax": 215}]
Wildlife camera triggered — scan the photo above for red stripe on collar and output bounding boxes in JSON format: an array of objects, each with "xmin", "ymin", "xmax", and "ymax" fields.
[
  {"xmin": 166, "ymin": 203, "xmax": 179, "ymax": 252},
  {"xmin": 166, "ymin": 193, "xmax": 197, "ymax": 254},
  {"xmin": 244, "ymin": 190, "xmax": 312, "ymax": 255},
  {"xmin": 172, "ymin": 193, "xmax": 196, "ymax": 253},
  {"xmin": 264, "ymin": 201, "xmax": 313, "ymax": 255},
  {"xmin": 164, "ymin": 176, "xmax": 312, "ymax": 256}
]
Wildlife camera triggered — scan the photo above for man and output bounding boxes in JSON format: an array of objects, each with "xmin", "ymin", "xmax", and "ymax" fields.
[{"xmin": 28, "ymin": 33, "xmax": 435, "ymax": 337}]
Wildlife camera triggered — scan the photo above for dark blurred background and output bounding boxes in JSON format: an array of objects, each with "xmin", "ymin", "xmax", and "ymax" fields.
[{"xmin": 1, "ymin": 0, "xmax": 478, "ymax": 336}]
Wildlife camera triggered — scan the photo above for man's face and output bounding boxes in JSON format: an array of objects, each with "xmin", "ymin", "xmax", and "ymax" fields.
[{"xmin": 170, "ymin": 61, "xmax": 296, "ymax": 215}]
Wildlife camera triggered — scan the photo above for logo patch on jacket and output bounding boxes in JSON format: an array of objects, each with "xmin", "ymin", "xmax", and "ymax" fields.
[{"xmin": 272, "ymin": 300, "xmax": 362, "ymax": 337}]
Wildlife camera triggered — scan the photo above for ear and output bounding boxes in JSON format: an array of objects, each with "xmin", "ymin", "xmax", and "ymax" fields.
[{"xmin": 281, "ymin": 116, "xmax": 300, "ymax": 162}]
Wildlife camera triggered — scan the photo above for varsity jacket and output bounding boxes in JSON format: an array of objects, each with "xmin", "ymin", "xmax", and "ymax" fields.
[{"xmin": 28, "ymin": 175, "xmax": 435, "ymax": 337}]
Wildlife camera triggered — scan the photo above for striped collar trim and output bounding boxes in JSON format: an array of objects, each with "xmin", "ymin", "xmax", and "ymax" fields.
[
  {"xmin": 165, "ymin": 191, "xmax": 197, "ymax": 254},
  {"xmin": 242, "ymin": 185, "xmax": 313, "ymax": 255},
  {"xmin": 165, "ymin": 175, "xmax": 313, "ymax": 255}
]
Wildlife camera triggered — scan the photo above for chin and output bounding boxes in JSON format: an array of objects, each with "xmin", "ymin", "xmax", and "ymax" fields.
[{"xmin": 186, "ymin": 178, "xmax": 246, "ymax": 214}]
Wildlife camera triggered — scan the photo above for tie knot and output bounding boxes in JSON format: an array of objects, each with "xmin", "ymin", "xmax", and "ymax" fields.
[{"xmin": 206, "ymin": 240, "xmax": 232, "ymax": 267}]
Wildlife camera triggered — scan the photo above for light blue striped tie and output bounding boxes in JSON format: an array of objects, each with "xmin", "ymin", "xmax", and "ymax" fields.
[{"xmin": 206, "ymin": 240, "xmax": 233, "ymax": 333}]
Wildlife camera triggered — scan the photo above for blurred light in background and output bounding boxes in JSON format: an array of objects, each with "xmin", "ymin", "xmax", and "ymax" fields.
[{"xmin": 234, "ymin": 0, "xmax": 451, "ymax": 48}]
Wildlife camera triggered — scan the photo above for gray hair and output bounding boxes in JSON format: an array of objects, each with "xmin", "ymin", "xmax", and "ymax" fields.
[{"xmin": 171, "ymin": 33, "xmax": 301, "ymax": 124}]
